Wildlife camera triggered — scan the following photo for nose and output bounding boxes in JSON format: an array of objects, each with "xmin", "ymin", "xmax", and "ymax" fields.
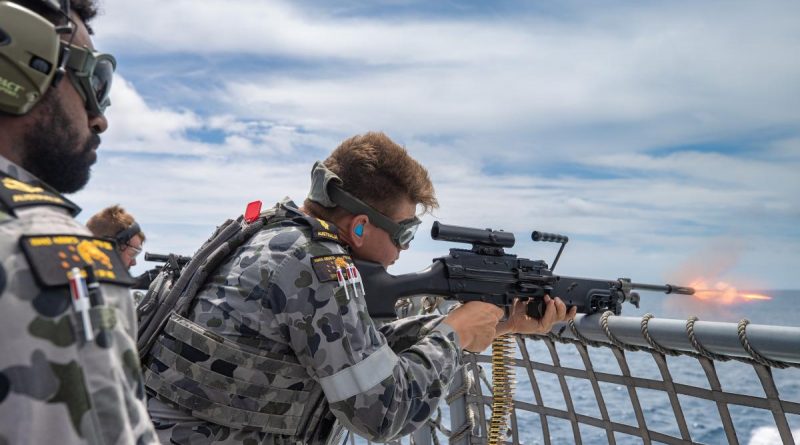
[{"xmin": 89, "ymin": 113, "xmax": 108, "ymax": 134}]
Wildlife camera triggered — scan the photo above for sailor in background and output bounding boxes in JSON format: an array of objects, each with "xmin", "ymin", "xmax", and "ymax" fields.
[
  {"xmin": 0, "ymin": 0, "xmax": 158, "ymax": 443},
  {"xmin": 85, "ymin": 205, "xmax": 157, "ymax": 294},
  {"xmin": 86, "ymin": 204, "xmax": 146, "ymax": 270}
]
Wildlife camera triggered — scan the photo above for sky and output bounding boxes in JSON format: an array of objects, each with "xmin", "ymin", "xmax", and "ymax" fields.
[{"xmin": 72, "ymin": 0, "xmax": 800, "ymax": 291}]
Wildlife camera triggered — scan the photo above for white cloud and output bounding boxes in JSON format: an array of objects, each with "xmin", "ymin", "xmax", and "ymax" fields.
[
  {"xmin": 73, "ymin": 1, "xmax": 800, "ymax": 288},
  {"xmin": 95, "ymin": 0, "xmax": 800, "ymax": 152},
  {"xmin": 103, "ymin": 77, "xmax": 204, "ymax": 154}
]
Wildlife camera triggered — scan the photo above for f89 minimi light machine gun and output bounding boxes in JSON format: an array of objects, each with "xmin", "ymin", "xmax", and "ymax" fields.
[{"xmin": 355, "ymin": 222, "xmax": 695, "ymax": 318}]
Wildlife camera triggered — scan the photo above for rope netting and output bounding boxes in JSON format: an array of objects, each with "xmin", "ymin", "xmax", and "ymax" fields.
[{"xmin": 348, "ymin": 300, "xmax": 800, "ymax": 445}]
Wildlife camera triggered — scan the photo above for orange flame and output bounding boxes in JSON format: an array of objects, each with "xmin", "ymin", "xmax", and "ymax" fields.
[{"xmin": 689, "ymin": 279, "xmax": 771, "ymax": 305}]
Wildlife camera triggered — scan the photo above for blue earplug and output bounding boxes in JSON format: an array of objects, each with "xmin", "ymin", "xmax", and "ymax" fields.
[{"xmin": 354, "ymin": 224, "xmax": 364, "ymax": 237}]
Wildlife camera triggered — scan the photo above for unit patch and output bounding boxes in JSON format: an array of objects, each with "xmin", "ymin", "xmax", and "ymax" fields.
[
  {"xmin": 20, "ymin": 234, "xmax": 134, "ymax": 287},
  {"xmin": 311, "ymin": 254, "xmax": 353, "ymax": 283},
  {"xmin": 0, "ymin": 173, "xmax": 80, "ymax": 216},
  {"xmin": 311, "ymin": 254, "xmax": 365, "ymax": 302}
]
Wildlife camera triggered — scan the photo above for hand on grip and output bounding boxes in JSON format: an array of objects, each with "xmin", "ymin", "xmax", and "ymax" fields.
[
  {"xmin": 497, "ymin": 296, "xmax": 576, "ymax": 336},
  {"xmin": 443, "ymin": 302, "xmax": 504, "ymax": 352}
]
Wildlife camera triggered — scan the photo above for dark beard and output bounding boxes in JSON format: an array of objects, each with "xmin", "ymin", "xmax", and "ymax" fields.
[{"xmin": 21, "ymin": 93, "xmax": 100, "ymax": 194}]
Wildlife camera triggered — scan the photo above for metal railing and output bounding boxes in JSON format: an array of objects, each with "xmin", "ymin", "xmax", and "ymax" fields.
[{"xmin": 349, "ymin": 309, "xmax": 800, "ymax": 445}]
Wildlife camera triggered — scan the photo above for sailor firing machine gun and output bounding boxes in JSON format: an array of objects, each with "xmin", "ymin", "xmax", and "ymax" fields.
[{"xmin": 355, "ymin": 222, "xmax": 695, "ymax": 319}]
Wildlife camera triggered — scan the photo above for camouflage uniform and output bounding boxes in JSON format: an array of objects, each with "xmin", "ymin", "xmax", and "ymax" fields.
[
  {"xmin": 0, "ymin": 156, "xmax": 158, "ymax": 445},
  {"xmin": 146, "ymin": 200, "xmax": 462, "ymax": 444}
]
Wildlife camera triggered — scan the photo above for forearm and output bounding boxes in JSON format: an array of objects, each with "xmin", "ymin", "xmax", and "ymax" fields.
[
  {"xmin": 379, "ymin": 313, "xmax": 461, "ymax": 351},
  {"xmin": 327, "ymin": 320, "xmax": 461, "ymax": 441}
]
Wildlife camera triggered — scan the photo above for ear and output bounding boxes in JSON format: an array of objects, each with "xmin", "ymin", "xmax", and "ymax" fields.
[{"xmin": 340, "ymin": 214, "xmax": 369, "ymax": 248}]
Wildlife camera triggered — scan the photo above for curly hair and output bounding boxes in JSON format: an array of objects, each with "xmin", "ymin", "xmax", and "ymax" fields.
[
  {"xmin": 86, "ymin": 205, "xmax": 145, "ymax": 243},
  {"xmin": 11, "ymin": 0, "xmax": 99, "ymax": 31},
  {"xmin": 305, "ymin": 132, "xmax": 438, "ymax": 220}
]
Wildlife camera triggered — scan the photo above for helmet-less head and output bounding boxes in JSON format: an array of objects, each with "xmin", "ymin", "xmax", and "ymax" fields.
[
  {"xmin": 0, "ymin": 0, "xmax": 116, "ymax": 116},
  {"xmin": 0, "ymin": 0, "xmax": 117, "ymax": 193}
]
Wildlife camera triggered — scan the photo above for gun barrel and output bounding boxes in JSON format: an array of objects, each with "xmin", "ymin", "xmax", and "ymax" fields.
[
  {"xmin": 431, "ymin": 221, "xmax": 515, "ymax": 248},
  {"xmin": 631, "ymin": 282, "xmax": 695, "ymax": 295},
  {"xmin": 144, "ymin": 252, "xmax": 191, "ymax": 265},
  {"xmin": 144, "ymin": 253, "xmax": 167, "ymax": 262}
]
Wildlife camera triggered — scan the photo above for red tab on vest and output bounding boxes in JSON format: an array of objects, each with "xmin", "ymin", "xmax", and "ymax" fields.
[{"xmin": 244, "ymin": 200, "xmax": 262, "ymax": 223}]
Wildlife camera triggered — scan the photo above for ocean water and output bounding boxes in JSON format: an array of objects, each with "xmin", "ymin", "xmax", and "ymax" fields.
[{"xmin": 352, "ymin": 290, "xmax": 800, "ymax": 444}]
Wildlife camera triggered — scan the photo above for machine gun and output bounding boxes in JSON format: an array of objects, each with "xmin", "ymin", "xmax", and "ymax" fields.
[
  {"xmin": 355, "ymin": 222, "xmax": 694, "ymax": 318},
  {"xmin": 132, "ymin": 252, "xmax": 192, "ymax": 290},
  {"xmin": 135, "ymin": 252, "xmax": 192, "ymax": 319},
  {"xmin": 144, "ymin": 252, "xmax": 192, "ymax": 269}
]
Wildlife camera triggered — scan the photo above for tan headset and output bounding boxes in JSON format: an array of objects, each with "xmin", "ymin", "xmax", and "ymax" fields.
[{"xmin": 0, "ymin": 0, "xmax": 70, "ymax": 115}]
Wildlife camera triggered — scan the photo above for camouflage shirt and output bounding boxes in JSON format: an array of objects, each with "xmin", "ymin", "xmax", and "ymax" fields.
[
  {"xmin": 0, "ymin": 156, "xmax": 158, "ymax": 445},
  {"xmin": 148, "ymin": 200, "xmax": 462, "ymax": 444}
]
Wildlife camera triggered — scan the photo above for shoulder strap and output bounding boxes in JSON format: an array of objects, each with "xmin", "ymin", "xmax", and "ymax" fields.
[
  {"xmin": 0, "ymin": 171, "xmax": 81, "ymax": 217},
  {"xmin": 297, "ymin": 215, "xmax": 341, "ymax": 243},
  {"xmin": 278, "ymin": 200, "xmax": 342, "ymax": 244}
]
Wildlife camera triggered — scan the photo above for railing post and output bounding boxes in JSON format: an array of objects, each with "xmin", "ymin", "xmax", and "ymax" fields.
[
  {"xmin": 411, "ymin": 424, "xmax": 432, "ymax": 445},
  {"xmin": 448, "ymin": 365, "xmax": 477, "ymax": 445}
]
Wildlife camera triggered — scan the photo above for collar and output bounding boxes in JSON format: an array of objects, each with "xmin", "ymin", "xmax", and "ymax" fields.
[{"xmin": 0, "ymin": 154, "xmax": 41, "ymax": 183}]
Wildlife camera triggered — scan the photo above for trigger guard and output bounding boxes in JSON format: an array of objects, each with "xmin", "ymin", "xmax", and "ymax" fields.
[{"xmin": 526, "ymin": 298, "xmax": 545, "ymax": 319}]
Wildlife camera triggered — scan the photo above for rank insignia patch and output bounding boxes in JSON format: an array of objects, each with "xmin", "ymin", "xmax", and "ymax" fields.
[
  {"xmin": 0, "ymin": 173, "xmax": 80, "ymax": 216},
  {"xmin": 20, "ymin": 234, "xmax": 134, "ymax": 287}
]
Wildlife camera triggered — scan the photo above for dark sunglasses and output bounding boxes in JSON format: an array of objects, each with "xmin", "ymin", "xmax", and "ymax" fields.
[
  {"xmin": 64, "ymin": 43, "xmax": 116, "ymax": 116},
  {"xmin": 328, "ymin": 184, "xmax": 422, "ymax": 249}
]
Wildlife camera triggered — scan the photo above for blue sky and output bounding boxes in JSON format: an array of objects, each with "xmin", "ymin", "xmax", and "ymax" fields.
[{"xmin": 72, "ymin": 0, "xmax": 800, "ymax": 290}]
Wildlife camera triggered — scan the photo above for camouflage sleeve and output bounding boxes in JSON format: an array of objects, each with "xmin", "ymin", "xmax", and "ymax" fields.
[
  {"xmin": 264, "ymin": 241, "xmax": 463, "ymax": 442},
  {"xmin": 0, "ymin": 208, "xmax": 157, "ymax": 445},
  {"xmin": 378, "ymin": 313, "xmax": 462, "ymax": 352}
]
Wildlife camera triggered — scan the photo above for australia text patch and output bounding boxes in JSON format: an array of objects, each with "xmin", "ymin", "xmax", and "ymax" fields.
[{"xmin": 0, "ymin": 173, "xmax": 80, "ymax": 216}]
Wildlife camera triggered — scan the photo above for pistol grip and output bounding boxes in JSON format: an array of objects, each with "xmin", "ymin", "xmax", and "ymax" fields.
[{"xmin": 526, "ymin": 298, "xmax": 546, "ymax": 319}]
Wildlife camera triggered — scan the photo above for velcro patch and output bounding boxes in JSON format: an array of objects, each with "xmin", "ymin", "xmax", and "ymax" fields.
[
  {"xmin": 20, "ymin": 234, "xmax": 134, "ymax": 287},
  {"xmin": 311, "ymin": 254, "xmax": 353, "ymax": 283},
  {"xmin": 0, "ymin": 173, "xmax": 80, "ymax": 217}
]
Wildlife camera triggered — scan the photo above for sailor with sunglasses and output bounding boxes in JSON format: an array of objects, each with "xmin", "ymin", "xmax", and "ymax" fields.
[
  {"xmin": 0, "ymin": 1, "xmax": 157, "ymax": 443},
  {"xmin": 145, "ymin": 132, "xmax": 573, "ymax": 444}
]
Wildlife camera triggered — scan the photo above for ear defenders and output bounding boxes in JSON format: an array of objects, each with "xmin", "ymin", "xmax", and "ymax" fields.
[
  {"xmin": 354, "ymin": 224, "xmax": 364, "ymax": 237},
  {"xmin": 0, "ymin": 1, "xmax": 67, "ymax": 115},
  {"xmin": 115, "ymin": 221, "xmax": 141, "ymax": 246}
]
